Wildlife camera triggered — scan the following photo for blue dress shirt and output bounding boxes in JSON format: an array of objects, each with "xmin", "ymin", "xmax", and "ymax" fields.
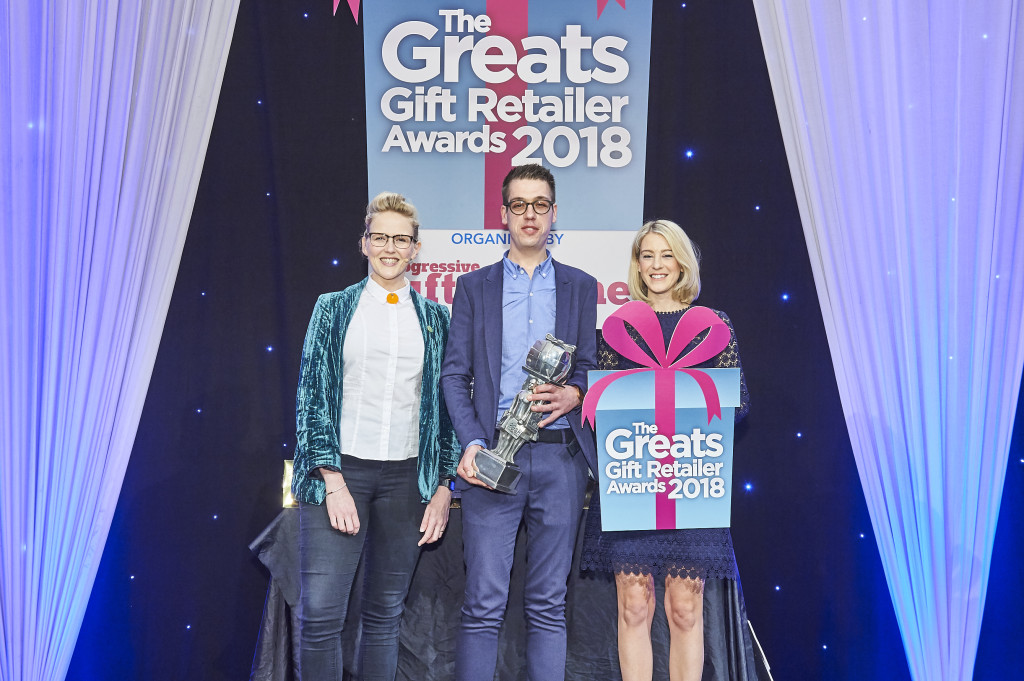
[{"xmin": 497, "ymin": 251, "xmax": 568, "ymax": 430}]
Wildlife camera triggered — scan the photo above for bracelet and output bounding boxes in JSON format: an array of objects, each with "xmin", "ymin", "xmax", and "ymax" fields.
[{"xmin": 326, "ymin": 483, "xmax": 348, "ymax": 495}]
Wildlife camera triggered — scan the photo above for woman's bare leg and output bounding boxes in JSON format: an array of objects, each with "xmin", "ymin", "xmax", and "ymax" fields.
[
  {"xmin": 615, "ymin": 572, "xmax": 657, "ymax": 681},
  {"xmin": 664, "ymin": 575, "xmax": 704, "ymax": 681}
]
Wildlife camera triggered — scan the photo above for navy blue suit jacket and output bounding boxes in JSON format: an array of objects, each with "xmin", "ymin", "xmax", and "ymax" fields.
[{"xmin": 440, "ymin": 259, "xmax": 598, "ymax": 475}]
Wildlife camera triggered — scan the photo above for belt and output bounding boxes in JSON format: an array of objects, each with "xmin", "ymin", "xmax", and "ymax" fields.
[{"xmin": 494, "ymin": 427, "xmax": 576, "ymax": 445}]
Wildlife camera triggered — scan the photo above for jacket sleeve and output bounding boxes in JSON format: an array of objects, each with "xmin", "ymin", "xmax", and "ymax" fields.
[
  {"xmin": 440, "ymin": 276, "xmax": 491, "ymax": 450},
  {"xmin": 434, "ymin": 305, "xmax": 462, "ymax": 477},
  {"xmin": 714, "ymin": 310, "xmax": 750, "ymax": 423},
  {"xmin": 569, "ymin": 275, "xmax": 599, "ymax": 396},
  {"xmin": 292, "ymin": 295, "xmax": 341, "ymax": 501}
]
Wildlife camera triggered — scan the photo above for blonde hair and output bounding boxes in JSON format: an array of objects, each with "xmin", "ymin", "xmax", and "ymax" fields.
[
  {"xmin": 627, "ymin": 220, "xmax": 701, "ymax": 305},
  {"xmin": 364, "ymin": 192, "xmax": 420, "ymax": 239}
]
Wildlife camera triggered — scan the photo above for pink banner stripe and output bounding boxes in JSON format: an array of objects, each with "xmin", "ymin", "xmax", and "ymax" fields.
[
  {"xmin": 484, "ymin": 0, "xmax": 530, "ymax": 229},
  {"xmin": 597, "ymin": 0, "xmax": 627, "ymax": 19},
  {"xmin": 333, "ymin": 0, "xmax": 360, "ymax": 22},
  {"xmin": 654, "ymin": 368, "xmax": 676, "ymax": 529}
]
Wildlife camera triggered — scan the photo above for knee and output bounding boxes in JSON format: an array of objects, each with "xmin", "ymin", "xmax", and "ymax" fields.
[
  {"xmin": 461, "ymin": 609, "xmax": 506, "ymax": 637},
  {"xmin": 360, "ymin": 599, "xmax": 405, "ymax": 629},
  {"xmin": 616, "ymin": 578, "xmax": 653, "ymax": 630},
  {"xmin": 461, "ymin": 592, "xmax": 510, "ymax": 631},
  {"xmin": 361, "ymin": 569, "xmax": 416, "ymax": 623},
  {"xmin": 523, "ymin": 588, "xmax": 567, "ymax": 630},
  {"xmin": 298, "ymin": 602, "xmax": 346, "ymax": 641},
  {"xmin": 666, "ymin": 595, "xmax": 700, "ymax": 634},
  {"xmin": 299, "ymin": 579, "xmax": 348, "ymax": 623},
  {"xmin": 619, "ymin": 595, "xmax": 652, "ymax": 630}
]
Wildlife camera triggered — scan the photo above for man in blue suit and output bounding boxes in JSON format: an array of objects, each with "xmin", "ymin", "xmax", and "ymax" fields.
[{"xmin": 441, "ymin": 164, "xmax": 598, "ymax": 681}]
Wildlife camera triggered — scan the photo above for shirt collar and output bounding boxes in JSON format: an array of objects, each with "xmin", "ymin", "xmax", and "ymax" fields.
[
  {"xmin": 502, "ymin": 251, "xmax": 553, "ymax": 280},
  {"xmin": 365, "ymin": 276, "xmax": 411, "ymax": 303}
]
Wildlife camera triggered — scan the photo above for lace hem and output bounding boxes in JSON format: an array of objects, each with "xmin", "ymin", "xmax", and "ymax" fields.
[
  {"xmin": 581, "ymin": 546, "xmax": 739, "ymax": 581},
  {"xmin": 581, "ymin": 495, "xmax": 739, "ymax": 580}
]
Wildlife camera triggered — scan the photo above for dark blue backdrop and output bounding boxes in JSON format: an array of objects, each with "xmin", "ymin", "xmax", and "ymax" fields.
[{"xmin": 67, "ymin": 1, "xmax": 1023, "ymax": 679}]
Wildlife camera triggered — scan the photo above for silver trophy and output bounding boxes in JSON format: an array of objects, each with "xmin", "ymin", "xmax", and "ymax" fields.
[{"xmin": 473, "ymin": 334, "xmax": 577, "ymax": 494}]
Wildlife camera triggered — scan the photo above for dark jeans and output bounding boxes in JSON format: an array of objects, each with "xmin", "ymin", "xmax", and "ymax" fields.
[
  {"xmin": 298, "ymin": 455, "xmax": 422, "ymax": 681},
  {"xmin": 456, "ymin": 441, "xmax": 589, "ymax": 681}
]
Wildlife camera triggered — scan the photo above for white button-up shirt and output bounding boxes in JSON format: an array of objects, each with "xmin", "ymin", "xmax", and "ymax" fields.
[{"xmin": 339, "ymin": 278, "xmax": 424, "ymax": 461}]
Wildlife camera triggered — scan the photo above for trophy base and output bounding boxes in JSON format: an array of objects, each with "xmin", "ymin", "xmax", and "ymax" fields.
[{"xmin": 474, "ymin": 448, "xmax": 522, "ymax": 494}]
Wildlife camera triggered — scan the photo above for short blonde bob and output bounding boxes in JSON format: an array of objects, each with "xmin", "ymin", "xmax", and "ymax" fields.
[{"xmin": 626, "ymin": 219, "xmax": 701, "ymax": 306}]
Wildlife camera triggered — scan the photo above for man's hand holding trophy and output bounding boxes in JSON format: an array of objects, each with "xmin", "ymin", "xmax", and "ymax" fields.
[{"xmin": 469, "ymin": 334, "xmax": 577, "ymax": 494}]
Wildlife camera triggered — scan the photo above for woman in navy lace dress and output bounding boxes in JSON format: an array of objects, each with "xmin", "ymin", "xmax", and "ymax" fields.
[{"xmin": 581, "ymin": 219, "xmax": 751, "ymax": 681}]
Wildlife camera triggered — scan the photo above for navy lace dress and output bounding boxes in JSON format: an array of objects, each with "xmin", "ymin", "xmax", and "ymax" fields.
[{"xmin": 580, "ymin": 306, "xmax": 751, "ymax": 580}]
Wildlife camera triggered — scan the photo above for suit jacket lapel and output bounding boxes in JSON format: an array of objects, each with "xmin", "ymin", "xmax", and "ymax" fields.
[
  {"xmin": 483, "ymin": 262, "xmax": 504, "ymax": 400},
  {"xmin": 554, "ymin": 260, "xmax": 571, "ymax": 342}
]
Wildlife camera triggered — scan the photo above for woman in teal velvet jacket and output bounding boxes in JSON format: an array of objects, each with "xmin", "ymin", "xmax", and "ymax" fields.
[{"xmin": 291, "ymin": 192, "xmax": 460, "ymax": 681}]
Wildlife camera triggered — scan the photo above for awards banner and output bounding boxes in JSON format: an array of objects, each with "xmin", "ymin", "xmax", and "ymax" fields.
[
  {"xmin": 583, "ymin": 302, "xmax": 741, "ymax": 531},
  {"xmin": 407, "ymin": 228, "xmax": 635, "ymax": 323},
  {"xmin": 362, "ymin": 0, "xmax": 653, "ymax": 232}
]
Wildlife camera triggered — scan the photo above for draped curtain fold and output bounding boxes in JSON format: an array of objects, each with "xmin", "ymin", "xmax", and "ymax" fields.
[
  {"xmin": 752, "ymin": 1, "xmax": 1024, "ymax": 679},
  {"xmin": 0, "ymin": 2, "xmax": 239, "ymax": 679}
]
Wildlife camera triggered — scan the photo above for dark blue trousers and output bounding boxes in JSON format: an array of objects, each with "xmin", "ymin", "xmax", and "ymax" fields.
[{"xmin": 456, "ymin": 441, "xmax": 589, "ymax": 681}]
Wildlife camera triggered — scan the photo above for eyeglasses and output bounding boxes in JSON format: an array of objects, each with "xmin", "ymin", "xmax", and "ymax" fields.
[
  {"xmin": 504, "ymin": 198, "xmax": 553, "ymax": 215},
  {"xmin": 365, "ymin": 232, "xmax": 415, "ymax": 248}
]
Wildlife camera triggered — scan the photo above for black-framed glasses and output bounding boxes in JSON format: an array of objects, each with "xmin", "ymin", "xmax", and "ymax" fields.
[
  {"xmin": 504, "ymin": 198, "xmax": 553, "ymax": 215},
  {"xmin": 365, "ymin": 232, "xmax": 415, "ymax": 248}
]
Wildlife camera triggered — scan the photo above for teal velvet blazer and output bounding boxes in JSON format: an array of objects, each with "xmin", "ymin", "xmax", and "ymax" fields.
[{"xmin": 291, "ymin": 278, "xmax": 461, "ymax": 505}]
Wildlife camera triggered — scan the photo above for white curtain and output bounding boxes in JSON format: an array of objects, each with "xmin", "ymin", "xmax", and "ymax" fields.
[
  {"xmin": 0, "ymin": 2, "xmax": 239, "ymax": 679},
  {"xmin": 753, "ymin": 1, "xmax": 1024, "ymax": 679}
]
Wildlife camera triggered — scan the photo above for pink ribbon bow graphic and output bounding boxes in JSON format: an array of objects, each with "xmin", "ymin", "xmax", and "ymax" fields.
[{"xmin": 582, "ymin": 301, "xmax": 731, "ymax": 529}]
